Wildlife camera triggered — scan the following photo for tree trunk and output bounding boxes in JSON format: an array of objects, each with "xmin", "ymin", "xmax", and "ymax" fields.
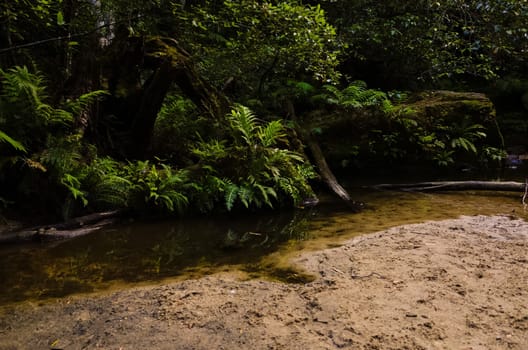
[
  {"xmin": 303, "ymin": 131, "xmax": 351, "ymax": 202},
  {"xmin": 285, "ymin": 100, "xmax": 359, "ymax": 208},
  {"xmin": 128, "ymin": 60, "xmax": 175, "ymax": 158},
  {"xmin": 125, "ymin": 36, "xmax": 230, "ymax": 158}
]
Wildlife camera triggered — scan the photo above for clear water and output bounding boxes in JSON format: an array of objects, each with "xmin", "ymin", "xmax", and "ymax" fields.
[{"xmin": 1, "ymin": 177, "xmax": 527, "ymax": 306}]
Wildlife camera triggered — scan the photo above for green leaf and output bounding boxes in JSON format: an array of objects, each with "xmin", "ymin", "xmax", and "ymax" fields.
[
  {"xmin": 0, "ymin": 130, "xmax": 26, "ymax": 152},
  {"xmin": 224, "ymin": 183, "xmax": 239, "ymax": 211},
  {"xmin": 56, "ymin": 11, "xmax": 65, "ymax": 25},
  {"xmin": 259, "ymin": 120, "xmax": 285, "ymax": 147}
]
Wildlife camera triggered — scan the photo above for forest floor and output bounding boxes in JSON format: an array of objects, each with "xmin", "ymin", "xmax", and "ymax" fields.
[{"xmin": 0, "ymin": 214, "xmax": 527, "ymax": 349}]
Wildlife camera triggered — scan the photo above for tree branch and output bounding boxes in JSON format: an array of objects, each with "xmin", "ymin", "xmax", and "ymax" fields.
[{"xmin": 0, "ymin": 17, "xmax": 142, "ymax": 55}]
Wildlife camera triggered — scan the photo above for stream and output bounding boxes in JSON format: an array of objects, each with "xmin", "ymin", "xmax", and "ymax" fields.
[{"xmin": 1, "ymin": 173, "xmax": 527, "ymax": 306}]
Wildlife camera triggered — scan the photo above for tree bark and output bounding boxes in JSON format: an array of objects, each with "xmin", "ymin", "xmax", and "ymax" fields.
[
  {"xmin": 285, "ymin": 100, "xmax": 359, "ymax": 208},
  {"xmin": 126, "ymin": 36, "xmax": 231, "ymax": 158},
  {"xmin": 128, "ymin": 60, "xmax": 175, "ymax": 158}
]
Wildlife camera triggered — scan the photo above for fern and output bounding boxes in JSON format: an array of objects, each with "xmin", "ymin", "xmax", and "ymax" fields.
[
  {"xmin": 61, "ymin": 173, "xmax": 88, "ymax": 206},
  {"xmin": 0, "ymin": 66, "xmax": 73, "ymax": 128},
  {"xmin": 63, "ymin": 90, "xmax": 109, "ymax": 117},
  {"xmin": 224, "ymin": 181, "xmax": 239, "ymax": 211},
  {"xmin": 258, "ymin": 120, "xmax": 286, "ymax": 147},
  {"xmin": 0, "ymin": 130, "xmax": 26, "ymax": 152},
  {"xmin": 254, "ymin": 183, "xmax": 277, "ymax": 208},
  {"xmin": 122, "ymin": 160, "xmax": 190, "ymax": 214},
  {"xmin": 315, "ymin": 84, "xmax": 341, "ymax": 105},
  {"xmin": 189, "ymin": 105, "xmax": 315, "ymax": 211},
  {"xmin": 228, "ymin": 105, "xmax": 258, "ymax": 146},
  {"xmin": 39, "ymin": 135, "xmax": 82, "ymax": 175},
  {"xmin": 191, "ymin": 138, "xmax": 228, "ymax": 162},
  {"xmin": 313, "ymin": 81, "xmax": 393, "ymax": 111},
  {"xmin": 0, "ymin": 66, "xmax": 46, "ymax": 108},
  {"xmin": 237, "ymin": 185, "xmax": 253, "ymax": 208}
]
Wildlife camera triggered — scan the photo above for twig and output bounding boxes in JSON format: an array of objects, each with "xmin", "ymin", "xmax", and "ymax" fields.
[
  {"xmin": 331, "ymin": 267, "xmax": 345, "ymax": 275},
  {"xmin": 523, "ymin": 179, "xmax": 528, "ymax": 210},
  {"xmin": 350, "ymin": 272, "xmax": 386, "ymax": 280}
]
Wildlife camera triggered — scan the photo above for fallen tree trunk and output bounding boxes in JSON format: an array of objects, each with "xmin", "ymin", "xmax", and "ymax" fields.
[
  {"xmin": 303, "ymin": 132, "xmax": 351, "ymax": 202},
  {"xmin": 371, "ymin": 181, "xmax": 526, "ymax": 192},
  {"xmin": 0, "ymin": 210, "xmax": 124, "ymax": 244},
  {"xmin": 285, "ymin": 100, "xmax": 360, "ymax": 209}
]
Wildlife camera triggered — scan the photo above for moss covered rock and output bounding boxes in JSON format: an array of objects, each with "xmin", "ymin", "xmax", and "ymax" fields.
[
  {"xmin": 305, "ymin": 90, "xmax": 503, "ymax": 169},
  {"xmin": 401, "ymin": 90, "xmax": 496, "ymax": 126}
]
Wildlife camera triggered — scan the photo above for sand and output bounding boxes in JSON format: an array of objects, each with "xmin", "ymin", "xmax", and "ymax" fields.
[{"xmin": 0, "ymin": 215, "xmax": 527, "ymax": 349}]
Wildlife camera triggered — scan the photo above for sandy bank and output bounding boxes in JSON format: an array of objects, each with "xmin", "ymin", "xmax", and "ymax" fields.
[{"xmin": 0, "ymin": 215, "xmax": 527, "ymax": 349}]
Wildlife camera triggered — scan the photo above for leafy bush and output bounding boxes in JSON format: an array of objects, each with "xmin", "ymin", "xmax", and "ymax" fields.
[{"xmin": 192, "ymin": 105, "xmax": 315, "ymax": 211}]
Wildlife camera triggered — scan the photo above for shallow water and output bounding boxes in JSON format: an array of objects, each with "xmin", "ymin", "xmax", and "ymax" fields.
[{"xmin": 0, "ymin": 183, "xmax": 527, "ymax": 305}]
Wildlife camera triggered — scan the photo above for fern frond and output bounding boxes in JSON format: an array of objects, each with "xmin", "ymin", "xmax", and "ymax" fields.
[
  {"xmin": 63, "ymin": 90, "xmax": 109, "ymax": 116},
  {"xmin": 0, "ymin": 66, "xmax": 47, "ymax": 107},
  {"xmin": 0, "ymin": 130, "xmax": 26, "ymax": 152},
  {"xmin": 238, "ymin": 185, "xmax": 253, "ymax": 208},
  {"xmin": 259, "ymin": 120, "xmax": 286, "ymax": 147},
  {"xmin": 228, "ymin": 105, "xmax": 258, "ymax": 146},
  {"xmin": 48, "ymin": 108, "xmax": 74, "ymax": 126},
  {"xmin": 91, "ymin": 174, "xmax": 131, "ymax": 208},
  {"xmin": 254, "ymin": 183, "xmax": 277, "ymax": 208},
  {"xmin": 224, "ymin": 182, "xmax": 239, "ymax": 211},
  {"xmin": 40, "ymin": 143, "xmax": 82, "ymax": 174},
  {"xmin": 61, "ymin": 173, "xmax": 88, "ymax": 206}
]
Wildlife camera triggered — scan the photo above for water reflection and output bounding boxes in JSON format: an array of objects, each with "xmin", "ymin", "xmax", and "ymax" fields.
[
  {"xmin": 0, "ymin": 210, "xmax": 312, "ymax": 305},
  {"xmin": 0, "ymin": 186, "xmax": 526, "ymax": 305}
]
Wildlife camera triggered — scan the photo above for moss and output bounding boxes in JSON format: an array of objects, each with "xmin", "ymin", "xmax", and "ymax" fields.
[
  {"xmin": 401, "ymin": 91, "xmax": 496, "ymax": 125},
  {"xmin": 305, "ymin": 90, "xmax": 502, "ymax": 168}
]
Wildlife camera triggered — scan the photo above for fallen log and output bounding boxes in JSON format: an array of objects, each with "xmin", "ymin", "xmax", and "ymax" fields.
[
  {"xmin": 0, "ymin": 210, "xmax": 125, "ymax": 244},
  {"xmin": 285, "ymin": 100, "xmax": 360, "ymax": 209},
  {"xmin": 303, "ymin": 132, "xmax": 351, "ymax": 202},
  {"xmin": 371, "ymin": 181, "xmax": 525, "ymax": 193}
]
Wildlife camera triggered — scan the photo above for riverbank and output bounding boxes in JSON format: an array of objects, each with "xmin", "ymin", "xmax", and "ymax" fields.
[{"xmin": 1, "ymin": 214, "xmax": 527, "ymax": 349}]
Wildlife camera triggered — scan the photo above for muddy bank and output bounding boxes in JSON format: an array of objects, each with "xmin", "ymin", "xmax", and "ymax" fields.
[{"xmin": 0, "ymin": 215, "xmax": 527, "ymax": 349}]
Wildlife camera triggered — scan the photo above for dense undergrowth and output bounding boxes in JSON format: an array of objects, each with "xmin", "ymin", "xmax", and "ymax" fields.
[
  {"xmin": 0, "ymin": 67, "xmax": 317, "ymax": 219},
  {"xmin": 0, "ymin": 66, "xmax": 508, "ymax": 221}
]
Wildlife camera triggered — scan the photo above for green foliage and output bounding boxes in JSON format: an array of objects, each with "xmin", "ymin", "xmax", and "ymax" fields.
[
  {"xmin": 122, "ymin": 161, "xmax": 190, "ymax": 214},
  {"xmin": 63, "ymin": 90, "xmax": 109, "ymax": 117},
  {"xmin": 447, "ymin": 123, "xmax": 487, "ymax": 154},
  {"xmin": 78, "ymin": 157, "xmax": 131, "ymax": 210},
  {"xmin": 228, "ymin": 106, "xmax": 258, "ymax": 147},
  {"xmin": 0, "ymin": 131, "xmax": 26, "ymax": 153},
  {"xmin": 0, "ymin": 66, "xmax": 106, "ymax": 157},
  {"xmin": 151, "ymin": 93, "xmax": 210, "ymax": 163},
  {"xmin": 2, "ymin": 0, "xmax": 522, "ymax": 220},
  {"xmin": 192, "ymin": 105, "xmax": 315, "ymax": 211},
  {"xmin": 182, "ymin": 0, "xmax": 340, "ymax": 101},
  {"xmin": 0, "ymin": 66, "xmax": 109, "ymax": 215},
  {"xmin": 61, "ymin": 173, "xmax": 88, "ymax": 207},
  {"xmin": 318, "ymin": 0, "xmax": 528, "ymax": 86},
  {"xmin": 0, "ymin": 66, "xmax": 71, "ymax": 151},
  {"xmin": 313, "ymin": 81, "xmax": 394, "ymax": 111},
  {"xmin": 366, "ymin": 109, "xmax": 501, "ymax": 167}
]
